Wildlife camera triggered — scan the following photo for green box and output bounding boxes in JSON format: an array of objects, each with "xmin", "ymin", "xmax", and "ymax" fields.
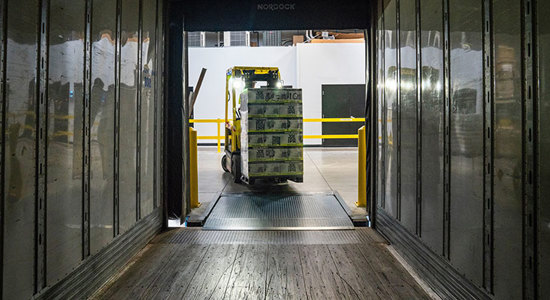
[
  {"xmin": 247, "ymin": 161, "xmax": 304, "ymax": 177},
  {"xmin": 248, "ymin": 147, "xmax": 303, "ymax": 162},
  {"xmin": 247, "ymin": 118, "xmax": 302, "ymax": 132},
  {"xmin": 247, "ymin": 132, "xmax": 303, "ymax": 147},
  {"xmin": 241, "ymin": 88, "xmax": 302, "ymax": 104},
  {"xmin": 248, "ymin": 103, "xmax": 303, "ymax": 118}
]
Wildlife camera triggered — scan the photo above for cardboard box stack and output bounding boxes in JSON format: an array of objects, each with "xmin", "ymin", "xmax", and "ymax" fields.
[{"xmin": 240, "ymin": 88, "xmax": 304, "ymax": 182}]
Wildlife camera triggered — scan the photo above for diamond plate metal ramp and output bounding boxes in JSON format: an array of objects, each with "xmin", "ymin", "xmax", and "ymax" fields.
[{"xmin": 203, "ymin": 193, "xmax": 354, "ymax": 230}]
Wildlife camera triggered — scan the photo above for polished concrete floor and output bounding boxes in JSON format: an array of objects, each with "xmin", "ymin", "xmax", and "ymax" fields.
[{"xmin": 189, "ymin": 146, "xmax": 366, "ymax": 221}]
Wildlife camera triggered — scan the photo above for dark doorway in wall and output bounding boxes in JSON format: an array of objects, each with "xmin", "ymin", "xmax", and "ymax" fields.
[{"xmin": 322, "ymin": 84, "xmax": 366, "ymax": 146}]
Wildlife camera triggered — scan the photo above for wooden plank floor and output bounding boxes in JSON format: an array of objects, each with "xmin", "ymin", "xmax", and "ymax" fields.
[{"xmin": 92, "ymin": 228, "xmax": 430, "ymax": 300}]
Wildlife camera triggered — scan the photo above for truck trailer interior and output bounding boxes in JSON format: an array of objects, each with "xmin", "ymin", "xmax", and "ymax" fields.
[{"xmin": 0, "ymin": 0, "xmax": 549, "ymax": 299}]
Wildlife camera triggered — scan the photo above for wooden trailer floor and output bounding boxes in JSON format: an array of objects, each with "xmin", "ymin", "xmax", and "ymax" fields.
[{"xmin": 92, "ymin": 228, "xmax": 430, "ymax": 299}]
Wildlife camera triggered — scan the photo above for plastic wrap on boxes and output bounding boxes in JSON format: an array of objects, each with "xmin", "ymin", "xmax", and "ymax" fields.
[
  {"xmin": 240, "ymin": 88, "xmax": 303, "ymax": 182},
  {"xmin": 248, "ymin": 103, "xmax": 303, "ymax": 118},
  {"xmin": 242, "ymin": 148, "xmax": 249, "ymax": 179},
  {"xmin": 248, "ymin": 147, "xmax": 303, "ymax": 162},
  {"xmin": 241, "ymin": 109, "xmax": 250, "ymax": 179},
  {"xmin": 247, "ymin": 132, "xmax": 303, "ymax": 147},
  {"xmin": 241, "ymin": 88, "xmax": 302, "ymax": 105},
  {"xmin": 247, "ymin": 118, "xmax": 302, "ymax": 132},
  {"xmin": 248, "ymin": 161, "xmax": 304, "ymax": 177}
]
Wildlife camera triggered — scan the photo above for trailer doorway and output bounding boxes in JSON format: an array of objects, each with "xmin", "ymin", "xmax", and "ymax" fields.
[{"xmin": 164, "ymin": 1, "xmax": 376, "ymax": 229}]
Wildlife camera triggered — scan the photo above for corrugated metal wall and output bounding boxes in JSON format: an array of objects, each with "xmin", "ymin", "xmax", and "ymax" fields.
[
  {"xmin": 374, "ymin": 0, "xmax": 547, "ymax": 298},
  {"xmin": 0, "ymin": 0, "xmax": 164, "ymax": 298}
]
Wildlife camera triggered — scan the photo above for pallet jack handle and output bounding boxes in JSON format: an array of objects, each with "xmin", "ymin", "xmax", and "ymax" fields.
[{"xmin": 189, "ymin": 68, "xmax": 207, "ymax": 118}]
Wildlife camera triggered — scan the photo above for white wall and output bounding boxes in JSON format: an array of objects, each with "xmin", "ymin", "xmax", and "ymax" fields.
[
  {"xmin": 189, "ymin": 47, "xmax": 296, "ymax": 139},
  {"xmin": 296, "ymin": 43, "xmax": 365, "ymax": 144},
  {"xmin": 189, "ymin": 43, "xmax": 365, "ymax": 145}
]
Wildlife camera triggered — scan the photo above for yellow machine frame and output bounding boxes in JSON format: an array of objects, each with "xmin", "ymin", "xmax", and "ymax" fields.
[
  {"xmin": 224, "ymin": 66, "xmax": 281, "ymax": 152},
  {"xmin": 222, "ymin": 66, "xmax": 281, "ymax": 182}
]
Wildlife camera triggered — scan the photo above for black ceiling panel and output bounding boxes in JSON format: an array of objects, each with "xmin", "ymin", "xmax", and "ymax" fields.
[{"xmin": 169, "ymin": 0, "xmax": 371, "ymax": 31}]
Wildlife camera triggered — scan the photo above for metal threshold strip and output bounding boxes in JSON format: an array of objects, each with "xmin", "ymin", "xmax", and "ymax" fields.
[{"xmin": 202, "ymin": 193, "xmax": 355, "ymax": 231}]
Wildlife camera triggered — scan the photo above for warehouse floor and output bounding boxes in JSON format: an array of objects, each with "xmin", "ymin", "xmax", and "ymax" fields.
[{"xmin": 186, "ymin": 146, "xmax": 367, "ymax": 223}]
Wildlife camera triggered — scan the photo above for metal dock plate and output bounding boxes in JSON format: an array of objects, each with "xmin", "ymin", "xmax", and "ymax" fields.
[{"xmin": 203, "ymin": 193, "xmax": 354, "ymax": 230}]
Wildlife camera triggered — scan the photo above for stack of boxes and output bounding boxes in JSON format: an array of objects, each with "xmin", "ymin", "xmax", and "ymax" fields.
[{"xmin": 240, "ymin": 88, "xmax": 304, "ymax": 183}]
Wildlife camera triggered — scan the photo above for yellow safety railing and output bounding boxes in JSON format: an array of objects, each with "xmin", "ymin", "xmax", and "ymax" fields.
[
  {"xmin": 189, "ymin": 118, "xmax": 226, "ymax": 152},
  {"xmin": 189, "ymin": 117, "xmax": 366, "ymax": 153}
]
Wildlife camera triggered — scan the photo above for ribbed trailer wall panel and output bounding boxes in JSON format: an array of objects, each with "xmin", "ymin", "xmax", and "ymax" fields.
[
  {"xmin": 46, "ymin": 0, "xmax": 85, "ymax": 286},
  {"xmin": 1, "ymin": 0, "xmax": 549, "ymax": 299},
  {"xmin": 374, "ymin": 0, "xmax": 547, "ymax": 298},
  {"xmin": 419, "ymin": 0, "xmax": 444, "ymax": 256},
  {"xmin": 537, "ymin": 0, "xmax": 550, "ymax": 298},
  {"xmin": 119, "ymin": 0, "xmax": 139, "ymax": 234},
  {"xmin": 3, "ymin": 1, "xmax": 39, "ymax": 298},
  {"xmin": 0, "ymin": 0, "xmax": 165, "ymax": 298},
  {"xmin": 448, "ymin": 0, "xmax": 484, "ymax": 286},
  {"xmin": 398, "ymin": 0, "xmax": 417, "ymax": 235},
  {"xmin": 492, "ymin": 0, "xmax": 523, "ymax": 296},
  {"xmin": 90, "ymin": 0, "xmax": 117, "ymax": 256}
]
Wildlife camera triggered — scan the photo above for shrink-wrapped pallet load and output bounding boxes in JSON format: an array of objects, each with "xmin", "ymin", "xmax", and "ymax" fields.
[{"xmin": 240, "ymin": 88, "xmax": 303, "ymax": 183}]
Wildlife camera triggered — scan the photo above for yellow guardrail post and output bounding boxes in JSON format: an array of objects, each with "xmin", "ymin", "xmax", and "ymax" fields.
[
  {"xmin": 217, "ymin": 118, "xmax": 222, "ymax": 153},
  {"xmin": 189, "ymin": 127, "xmax": 201, "ymax": 208},
  {"xmin": 356, "ymin": 126, "xmax": 367, "ymax": 207}
]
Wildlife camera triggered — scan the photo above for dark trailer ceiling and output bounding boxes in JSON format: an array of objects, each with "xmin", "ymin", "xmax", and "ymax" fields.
[{"xmin": 169, "ymin": 0, "xmax": 371, "ymax": 31}]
